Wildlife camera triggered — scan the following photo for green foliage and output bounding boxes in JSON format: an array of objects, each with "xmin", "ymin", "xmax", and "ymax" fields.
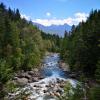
[
  {"xmin": 0, "ymin": 3, "xmax": 47, "ymax": 99},
  {"xmin": 60, "ymin": 9, "xmax": 100, "ymax": 100},
  {"xmin": 0, "ymin": 59, "xmax": 12, "ymax": 84},
  {"xmin": 41, "ymin": 31, "xmax": 61, "ymax": 52},
  {"xmin": 0, "ymin": 2, "xmax": 45, "ymax": 72},
  {"xmin": 61, "ymin": 10, "xmax": 100, "ymax": 76},
  {"xmin": 0, "ymin": 2, "xmax": 100, "ymax": 99},
  {"xmin": 5, "ymin": 81, "xmax": 17, "ymax": 93},
  {"xmin": 59, "ymin": 82, "xmax": 73, "ymax": 100},
  {"xmin": 59, "ymin": 83, "xmax": 84, "ymax": 100},
  {"xmin": 0, "ymin": 2, "xmax": 48, "ymax": 98},
  {"xmin": 89, "ymin": 86, "xmax": 100, "ymax": 100},
  {"xmin": 70, "ymin": 85, "xmax": 84, "ymax": 100},
  {"xmin": 95, "ymin": 60, "xmax": 100, "ymax": 82}
]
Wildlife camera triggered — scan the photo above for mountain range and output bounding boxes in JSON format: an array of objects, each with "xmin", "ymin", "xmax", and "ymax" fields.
[{"xmin": 33, "ymin": 23, "xmax": 72, "ymax": 37}]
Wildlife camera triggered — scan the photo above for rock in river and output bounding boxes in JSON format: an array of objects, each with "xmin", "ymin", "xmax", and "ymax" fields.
[{"xmin": 16, "ymin": 78, "xmax": 28, "ymax": 86}]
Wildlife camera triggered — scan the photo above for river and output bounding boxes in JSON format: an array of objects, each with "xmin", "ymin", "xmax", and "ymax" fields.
[{"xmin": 8, "ymin": 53, "xmax": 77, "ymax": 100}]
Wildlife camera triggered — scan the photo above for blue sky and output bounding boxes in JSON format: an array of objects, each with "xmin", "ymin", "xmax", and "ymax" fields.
[{"xmin": 0, "ymin": 0, "xmax": 100, "ymax": 26}]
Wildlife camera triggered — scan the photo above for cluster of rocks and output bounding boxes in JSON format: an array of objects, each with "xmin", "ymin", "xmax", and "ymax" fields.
[
  {"xmin": 26, "ymin": 77, "xmax": 68, "ymax": 99},
  {"xmin": 8, "ymin": 77, "xmax": 69, "ymax": 100},
  {"xmin": 43, "ymin": 79, "xmax": 65, "ymax": 97},
  {"xmin": 12, "ymin": 68, "xmax": 44, "ymax": 86}
]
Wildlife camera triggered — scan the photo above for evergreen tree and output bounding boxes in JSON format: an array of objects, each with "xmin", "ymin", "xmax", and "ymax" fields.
[{"xmin": 15, "ymin": 9, "xmax": 20, "ymax": 21}]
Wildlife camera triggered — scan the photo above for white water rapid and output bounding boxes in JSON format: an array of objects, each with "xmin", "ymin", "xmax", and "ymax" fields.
[{"xmin": 8, "ymin": 53, "xmax": 77, "ymax": 100}]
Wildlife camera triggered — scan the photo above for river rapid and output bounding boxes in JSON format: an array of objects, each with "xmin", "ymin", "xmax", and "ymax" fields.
[{"xmin": 8, "ymin": 53, "xmax": 77, "ymax": 100}]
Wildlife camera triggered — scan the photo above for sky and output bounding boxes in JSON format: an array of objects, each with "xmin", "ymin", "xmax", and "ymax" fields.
[{"xmin": 0, "ymin": 0, "xmax": 100, "ymax": 26}]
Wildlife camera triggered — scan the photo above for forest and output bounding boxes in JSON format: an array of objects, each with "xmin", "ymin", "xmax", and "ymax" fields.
[
  {"xmin": 0, "ymin": 2, "xmax": 100, "ymax": 100},
  {"xmin": 60, "ymin": 9, "xmax": 100, "ymax": 100},
  {"xmin": 61, "ymin": 10, "xmax": 100, "ymax": 78}
]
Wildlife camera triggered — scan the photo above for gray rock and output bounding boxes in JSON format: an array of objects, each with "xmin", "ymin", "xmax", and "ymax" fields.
[
  {"xmin": 54, "ymin": 92, "xmax": 60, "ymax": 97},
  {"xmin": 13, "ymin": 77, "xmax": 18, "ymax": 80},
  {"xmin": 60, "ymin": 83, "xmax": 65, "ymax": 88},
  {"xmin": 24, "ymin": 73, "xmax": 31, "ymax": 79},
  {"xmin": 17, "ymin": 73, "xmax": 26, "ymax": 78},
  {"xmin": 33, "ymin": 68, "xmax": 39, "ymax": 72},
  {"xmin": 28, "ymin": 71, "xmax": 34, "ymax": 75},
  {"xmin": 16, "ymin": 78, "xmax": 28, "ymax": 86},
  {"xmin": 32, "ymin": 77, "xmax": 39, "ymax": 82},
  {"xmin": 39, "ymin": 76, "xmax": 44, "ymax": 79},
  {"xmin": 56, "ymin": 88, "xmax": 63, "ymax": 94}
]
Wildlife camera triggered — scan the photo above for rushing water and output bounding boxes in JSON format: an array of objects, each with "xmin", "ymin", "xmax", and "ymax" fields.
[
  {"xmin": 41, "ymin": 53, "xmax": 67, "ymax": 78},
  {"xmin": 8, "ymin": 53, "xmax": 77, "ymax": 100}
]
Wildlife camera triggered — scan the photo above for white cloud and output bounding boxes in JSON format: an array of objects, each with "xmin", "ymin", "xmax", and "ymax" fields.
[
  {"xmin": 21, "ymin": 14, "xmax": 31, "ymax": 20},
  {"xmin": 74, "ymin": 12, "xmax": 89, "ymax": 22},
  {"xmin": 75, "ymin": 12, "xmax": 88, "ymax": 18},
  {"xmin": 32, "ymin": 12, "xmax": 89, "ymax": 26},
  {"xmin": 32, "ymin": 18, "xmax": 72, "ymax": 26},
  {"xmin": 46, "ymin": 12, "xmax": 51, "ymax": 17},
  {"xmin": 20, "ymin": 12, "xmax": 89, "ymax": 26}
]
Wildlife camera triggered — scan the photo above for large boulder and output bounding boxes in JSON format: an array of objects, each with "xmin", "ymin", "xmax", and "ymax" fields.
[
  {"xmin": 24, "ymin": 73, "xmax": 31, "ymax": 79},
  {"xmin": 32, "ymin": 77, "xmax": 39, "ymax": 82},
  {"xmin": 33, "ymin": 68, "xmax": 39, "ymax": 72},
  {"xmin": 16, "ymin": 78, "xmax": 28, "ymax": 86},
  {"xmin": 28, "ymin": 71, "xmax": 34, "ymax": 75},
  {"xmin": 15, "ymin": 72, "xmax": 26, "ymax": 78},
  {"xmin": 59, "ymin": 62, "xmax": 70, "ymax": 71}
]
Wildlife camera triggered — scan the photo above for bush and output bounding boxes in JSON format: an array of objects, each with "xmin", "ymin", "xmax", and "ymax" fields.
[
  {"xmin": 89, "ymin": 86, "xmax": 100, "ymax": 100},
  {"xmin": 0, "ymin": 59, "xmax": 12, "ymax": 98},
  {"xmin": 0, "ymin": 59, "xmax": 12, "ymax": 84},
  {"xmin": 95, "ymin": 60, "xmax": 100, "ymax": 82}
]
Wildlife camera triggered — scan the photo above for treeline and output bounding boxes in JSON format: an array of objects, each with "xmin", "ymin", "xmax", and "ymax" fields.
[
  {"xmin": 41, "ymin": 31, "xmax": 61, "ymax": 52},
  {"xmin": 60, "ymin": 10, "xmax": 100, "ymax": 100},
  {"xmin": 0, "ymin": 2, "xmax": 46, "ymax": 97},
  {"xmin": 61, "ymin": 10, "xmax": 100, "ymax": 79}
]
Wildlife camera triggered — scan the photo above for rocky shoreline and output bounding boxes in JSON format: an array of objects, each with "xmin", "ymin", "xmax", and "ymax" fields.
[
  {"xmin": 8, "ymin": 75, "xmax": 76, "ymax": 100},
  {"xmin": 6, "ymin": 53, "xmax": 77, "ymax": 100},
  {"xmin": 10, "ymin": 60, "xmax": 74, "ymax": 86},
  {"xmin": 12, "ymin": 60, "xmax": 71, "ymax": 86},
  {"xmin": 12, "ymin": 68, "xmax": 44, "ymax": 86}
]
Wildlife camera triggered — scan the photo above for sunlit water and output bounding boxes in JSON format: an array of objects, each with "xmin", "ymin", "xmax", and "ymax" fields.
[{"xmin": 8, "ymin": 53, "xmax": 77, "ymax": 100}]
